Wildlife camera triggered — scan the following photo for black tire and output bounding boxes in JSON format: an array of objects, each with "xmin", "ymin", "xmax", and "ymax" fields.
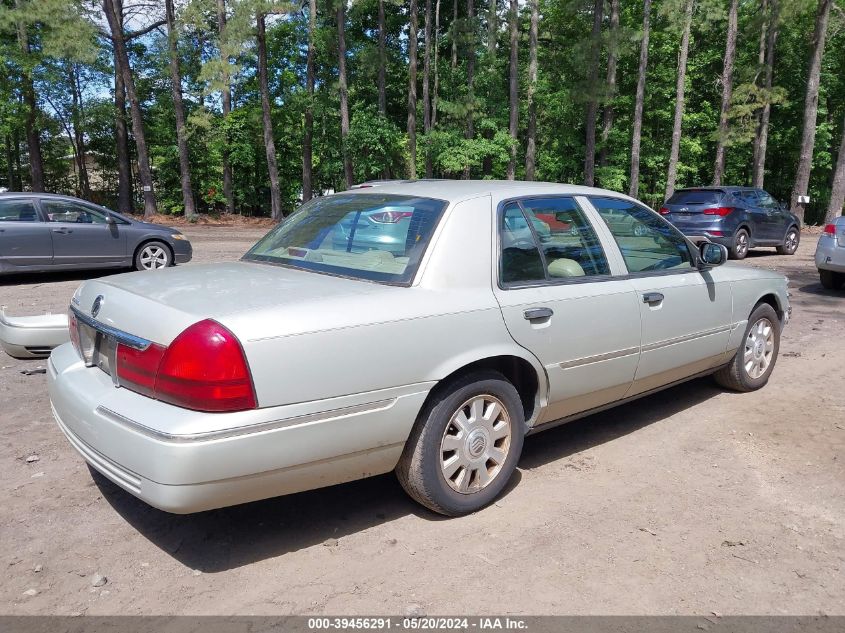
[
  {"xmin": 714, "ymin": 303, "xmax": 780, "ymax": 392},
  {"xmin": 819, "ymin": 269, "xmax": 845, "ymax": 290},
  {"xmin": 396, "ymin": 371, "xmax": 525, "ymax": 516},
  {"xmin": 729, "ymin": 228, "xmax": 750, "ymax": 260},
  {"xmin": 776, "ymin": 226, "xmax": 800, "ymax": 255},
  {"xmin": 134, "ymin": 241, "xmax": 172, "ymax": 271}
]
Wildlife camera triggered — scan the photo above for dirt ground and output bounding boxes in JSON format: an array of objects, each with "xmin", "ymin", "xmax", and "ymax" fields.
[{"xmin": 1, "ymin": 227, "xmax": 843, "ymax": 616}]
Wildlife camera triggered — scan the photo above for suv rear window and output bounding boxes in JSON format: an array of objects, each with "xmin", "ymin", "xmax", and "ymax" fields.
[{"xmin": 666, "ymin": 190, "xmax": 723, "ymax": 205}]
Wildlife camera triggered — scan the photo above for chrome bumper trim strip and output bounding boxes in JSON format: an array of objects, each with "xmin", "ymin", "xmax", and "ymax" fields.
[{"xmin": 95, "ymin": 398, "xmax": 398, "ymax": 443}]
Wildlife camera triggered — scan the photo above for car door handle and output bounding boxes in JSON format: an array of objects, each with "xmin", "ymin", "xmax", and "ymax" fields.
[
  {"xmin": 642, "ymin": 292, "xmax": 664, "ymax": 305},
  {"xmin": 523, "ymin": 307, "xmax": 554, "ymax": 320},
  {"xmin": 52, "ymin": 228, "xmax": 72, "ymax": 234}
]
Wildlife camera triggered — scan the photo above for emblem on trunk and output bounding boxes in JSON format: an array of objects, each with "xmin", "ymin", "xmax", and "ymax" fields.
[{"xmin": 91, "ymin": 295, "xmax": 104, "ymax": 318}]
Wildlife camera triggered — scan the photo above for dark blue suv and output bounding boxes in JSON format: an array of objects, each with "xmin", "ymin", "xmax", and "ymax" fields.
[{"xmin": 659, "ymin": 187, "xmax": 801, "ymax": 260}]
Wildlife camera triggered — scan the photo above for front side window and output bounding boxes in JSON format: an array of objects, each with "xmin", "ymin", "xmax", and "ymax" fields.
[
  {"xmin": 244, "ymin": 193, "xmax": 447, "ymax": 285},
  {"xmin": 43, "ymin": 200, "xmax": 109, "ymax": 224},
  {"xmin": 756, "ymin": 191, "xmax": 777, "ymax": 208},
  {"xmin": 588, "ymin": 197, "xmax": 694, "ymax": 273},
  {"xmin": 499, "ymin": 197, "xmax": 610, "ymax": 285},
  {"xmin": 0, "ymin": 199, "xmax": 38, "ymax": 222}
]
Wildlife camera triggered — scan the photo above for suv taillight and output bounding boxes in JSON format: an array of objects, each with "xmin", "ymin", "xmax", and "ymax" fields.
[
  {"xmin": 369, "ymin": 211, "xmax": 413, "ymax": 223},
  {"xmin": 658, "ymin": 207, "xmax": 670, "ymax": 215},
  {"xmin": 823, "ymin": 224, "xmax": 836, "ymax": 235},
  {"xmin": 115, "ymin": 319, "xmax": 256, "ymax": 412},
  {"xmin": 703, "ymin": 206, "xmax": 734, "ymax": 216}
]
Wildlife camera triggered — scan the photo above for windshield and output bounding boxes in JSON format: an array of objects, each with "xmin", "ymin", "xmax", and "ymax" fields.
[{"xmin": 243, "ymin": 193, "xmax": 448, "ymax": 285}]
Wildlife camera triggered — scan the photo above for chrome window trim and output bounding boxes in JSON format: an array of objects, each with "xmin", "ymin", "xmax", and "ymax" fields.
[{"xmin": 69, "ymin": 305, "xmax": 152, "ymax": 351}]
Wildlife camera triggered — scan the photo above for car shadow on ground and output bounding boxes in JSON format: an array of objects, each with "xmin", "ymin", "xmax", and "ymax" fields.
[
  {"xmin": 95, "ymin": 376, "xmax": 723, "ymax": 573},
  {"xmin": 0, "ymin": 268, "xmax": 124, "ymax": 287}
]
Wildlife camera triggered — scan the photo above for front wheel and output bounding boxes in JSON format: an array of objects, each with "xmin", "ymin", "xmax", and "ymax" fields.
[
  {"xmin": 714, "ymin": 303, "xmax": 780, "ymax": 392},
  {"xmin": 396, "ymin": 371, "xmax": 525, "ymax": 516},
  {"xmin": 776, "ymin": 227, "xmax": 800, "ymax": 255},
  {"xmin": 134, "ymin": 241, "xmax": 172, "ymax": 271},
  {"xmin": 729, "ymin": 228, "xmax": 750, "ymax": 260}
]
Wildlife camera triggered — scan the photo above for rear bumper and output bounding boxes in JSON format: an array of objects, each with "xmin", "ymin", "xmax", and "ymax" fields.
[
  {"xmin": 47, "ymin": 343, "xmax": 430, "ymax": 513},
  {"xmin": 815, "ymin": 236, "xmax": 845, "ymax": 272}
]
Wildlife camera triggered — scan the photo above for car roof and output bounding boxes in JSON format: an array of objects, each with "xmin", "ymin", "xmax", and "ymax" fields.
[
  {"xmin": 343, "ymin": 179, "xmax": 640, "ymax": 204},
  {"xmin": 674, "ymin": 186, "xmax": 758, "ymax": 192}
]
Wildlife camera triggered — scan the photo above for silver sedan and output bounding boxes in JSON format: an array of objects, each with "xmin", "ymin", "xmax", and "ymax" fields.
[{"xmin": 49, "ymin": 181, "xmax": 790, "ymax": 516}]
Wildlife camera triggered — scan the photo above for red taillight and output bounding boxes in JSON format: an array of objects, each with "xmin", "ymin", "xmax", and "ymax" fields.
[
  {"xmin": 115, "ymin": 319, "xmax": 256, "ymax": 412},
  {"xmin": 823, "ymin": 224, "xmax": 836, "ymax": 235},
  {"xmin": 703, "ymin": 206, "xmax": 734, "ymax": 216},
  {"xmin": 116, "ymin": 342, "xmax": 165, "ymax": 398},
  {"xmin": 68, "ymin": 310, "xmax": 81, "ymax": 358},
  {"xmin": 707, "ymin": 230, "xmax": 724, "ymax": 236},
  {"xmin": 659, "ymin": 207, "xmax": 670, "ymax": 215},
  {"xmin": 369, "ymin": 211, "xmax": 413, "ymax": 223}
]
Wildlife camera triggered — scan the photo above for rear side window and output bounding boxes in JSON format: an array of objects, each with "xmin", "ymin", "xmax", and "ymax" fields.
[
  {"xmin": 499, "ymin": 197, "xmax": 610, "ymax": 285},
  {"xmin": 667, "ymin": 190, "xmax": 723, "ymax": 205},
  {"xmin": 0, "ymin": 199, "xmax": 38, "ymax": 222}
]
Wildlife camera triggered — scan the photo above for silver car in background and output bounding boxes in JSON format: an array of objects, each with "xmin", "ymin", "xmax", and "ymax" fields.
[
  {"xmin": 0, "ymin": 193, "xmax": 192, "ymax": 275},
  {"xmin": 815, "ymin": 217, "xmax": 845, "ymax": 289},
  {"xmin": 48, "ymin": 181, "xmax": 790, "ymax": 517}
]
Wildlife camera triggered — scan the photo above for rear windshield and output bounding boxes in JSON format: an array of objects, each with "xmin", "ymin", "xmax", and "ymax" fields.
[
  {"xmin": 243, "ymin": 193, "xmax": 448, "ymax": 285},
  {"xmin": 666, "ymin": 190, "xmax": 723, "ymax": 205}
]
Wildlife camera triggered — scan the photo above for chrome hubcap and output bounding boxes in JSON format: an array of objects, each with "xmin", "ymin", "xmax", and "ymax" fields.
[
  {"xmin": 737, "ymin": 233, "xmax": 748, "ymax": 255},
  {"xmin": 744, "ymin": 317, "xmax": 775, "ymax": 379},
  {"xmin": 440, "ymin": 395, "xmax": 512, "ymax": 494},
  {"xmin": 140, "ymin": 246, "xmax": 168, "ymax": 270}
]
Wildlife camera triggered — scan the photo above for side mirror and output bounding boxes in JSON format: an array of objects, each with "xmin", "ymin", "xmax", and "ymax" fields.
[
  {"xmin": 105, "ymin": 214, "xmax": 116, "ymax": 225},
  {"xmin": 699, "ymin": 242, "xmax": 728, "ymax": 267}
]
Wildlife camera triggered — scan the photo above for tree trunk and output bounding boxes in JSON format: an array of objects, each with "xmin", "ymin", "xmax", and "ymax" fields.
[
  {"xmin": 825, "ymin": 114, "xmax": 845, "ymax": 223},
  {"xmin": 5, "ymin": 134, "xmax": 16, "ymax": 191},
  {"xmin": 303, "ymin": 0, "xmax": 316, "ymax": 202},
  {"xmin": 790, "ymin": 0, "xmax": 831, "ymax": 223},
  {"xmin": 712, "ymin": 0, "xmax": 739, "ymax": 186},
  {"xmin": 487, "ymin": 0, "xmax": 496, "ymax": 57},
  {"xmin": 506, "ymin": 0, "xmax": 518, "ymax": 180},
  {"xmin": 217, "ymin": 0, "xmax": 235, "ymax": 213},
  {"xmin": 408, "ymin": 0, "xmax": 419, "ymax": 179},
  {"xmin": 69, "ymin": 64, "xmax": 92, "ymax": 199},
  {"xmin": 423, "ymin": 0, "xmax": 433, "ymax": 177},
  {"xmin": 629, "ymin": 0, "xmax": 651, "ymax": 198},
  {"xmin": 15, "ymin": 3, "xmax": 45, "ymax": 193},
  {"xmin": 583, "ymin": 0, "xmax": 603, "ymax": 187},
  {"xmin": 337, "ymin": 2, "xmax": 354, "ymax": 189},
  {"xmin": 525, "ymin": 0, "xmax": 539, "ymax": 180},
  {"xmin": 166, "ymin": 0, "xmax": 196, "ymax": 218},
  {"xmin": 256, "ymin": 12, "xmax": 283, "ymax": 219},
  {"xmin": 451, "ymin": 0, "xmax": 458, "ymax": 69},
  {"xmin": 664, "ymin": 0, "xmax": 694, "ymax": 201},
  {"xmin": 752, "ymin": 0, "xmax": 768, "ymax": 186},
  {"xmin": 104, "ymin": 0, "xmax": 157, "ymax": 218},
  {"xmin": 13, "ymin": 130, "xmax": 23, "ymax": 190},
  {"xmin": 378, "ymin": 0, "xmax": 387, "ymax": 115},
  {"xmin": 433, "ymin": 0, "xmax": 441, "ymax": 129},
  {"xmin": 599, "ymin": 0, "xmax": 620, "ymax": 168},
  {"xmin": 112, "ymin": 0, "xmax": 133, "ymax": 214},
  {"xmin": 753, "ymin": 0, "xmax": 778, "ymax": 188},
  {"xmin": 463, "ymin": 0, "xmax": 475, "ymax": 179}
]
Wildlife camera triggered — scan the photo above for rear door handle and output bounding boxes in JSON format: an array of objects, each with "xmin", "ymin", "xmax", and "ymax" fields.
[
  {"xmin": 523, "ymin": 307, "xmax": 554, "ymax": 320},
  {"xmin": 642, "ymin": 292, "xmax": 664, "ymax": 305}
]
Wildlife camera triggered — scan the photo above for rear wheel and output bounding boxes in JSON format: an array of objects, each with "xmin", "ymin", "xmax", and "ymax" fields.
[
  {"xmin": 819, "ymin": 269, "xmax": 845, "ymax": 290},
  {"xmin": 134, "ymin": 241, "xmax": 172, "ymax": 271},
  {"xmin": 776, "ymin": 227, "xmax": 799, "ymax": 255},
  {"xmin": 729, "ymin": 228, "xmax": 750, "ymax": 260},
  {"xmin": 714, "ymin": 303, "xmax": 780, "ymax": 392},
  {"xmin": 396, "ymin": 371, "xmax": 525, "ymax": 516}
]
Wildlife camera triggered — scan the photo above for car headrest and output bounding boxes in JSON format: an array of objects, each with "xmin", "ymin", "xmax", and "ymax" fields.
[{"xmin": 548, "ymin": 258, "xmax": 585, "ymax": 278}]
